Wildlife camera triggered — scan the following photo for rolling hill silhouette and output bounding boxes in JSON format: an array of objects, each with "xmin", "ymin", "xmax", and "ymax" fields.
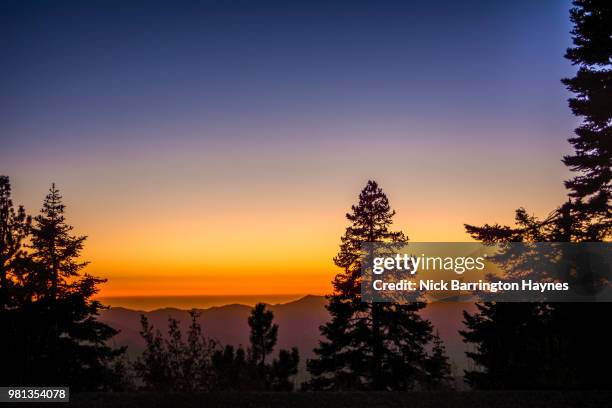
[{"xmin": 99, "ymin": 295, "xmax": 472, "ymax": 379}]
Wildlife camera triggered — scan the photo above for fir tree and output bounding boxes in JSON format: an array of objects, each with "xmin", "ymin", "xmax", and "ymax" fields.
[
  {"xmin": 423, "ymin": 332, "xmax": 453, "ymax": 390},
  {"xmin": 461, "ymin": 301, "xmax": 553, "ymax": 389},
  {"xmin": 0, "ymin": 176, "xmax": 30, "ymax": 307},
  {"xmin": 561, "ymin": 0, "xmax": 612, "ymax": 241},
  {"xmin": 307, "ymin": 180, "xmax": 440, "ymax": 390},
  {"xmin": 23, "ymin": 183, "xmax": 125, "ymax": 390},
  {"xmin": 30, "ymin": 184, "xmax": 87, "ymax": 301},
  {"xmin": 461, "ymin": 211, "xmax": 587, "ymax": 389},
  {"xmin": 248, "ymin": 302, "xmax": 278, "ymax": 369},
  {"xmin": 246, "ymin": 303, "xmax": 300, "ymax": 390},
  {"xmin": 461, "ymin": 1, "xmax": 612, "ymax": 390},
  {"xmin": 0, "ymin": 176, "xmax": 31, "ymax": 386},
  {"xmin": 211, "ymin": 345, "xmax": 251, "ymax": 390},
  {"xmin": 270, "ymin": 347, "xmax": 300, "ymax": 391}
]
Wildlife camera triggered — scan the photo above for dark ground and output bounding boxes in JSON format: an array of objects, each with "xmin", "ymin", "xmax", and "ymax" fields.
[{"xmin": 11, "ymin": 391, "xmax": 611, "ymax": 408}]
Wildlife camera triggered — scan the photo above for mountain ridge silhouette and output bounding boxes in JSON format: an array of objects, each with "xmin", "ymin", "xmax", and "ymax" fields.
[{"xmin": 99, "ymin": 295, "xmax": 471, "ymax": 376}]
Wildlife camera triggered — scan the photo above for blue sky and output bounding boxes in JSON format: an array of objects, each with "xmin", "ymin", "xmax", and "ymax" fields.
[{"xmin": 0, "ymin": 1, "xmax": 581, "ymax": 295}]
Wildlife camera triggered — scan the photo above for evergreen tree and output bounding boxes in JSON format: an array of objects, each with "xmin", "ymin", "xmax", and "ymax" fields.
[
  {"xmin": 270, "ymin": 347, "xmax": 300, "ymax": 391},
  {"xmin": 0, "ymin": 176, "xmax": 30, "ymax": 307},
  {"xmin": 211, "ymin": 345, "xmax": 250, "ymax": 390},
  {"xmin": 30, "ymin": 184, "xmax": 87, "ymax": 301},
  {"xmin": 248, "ymin": 302, "xmax": 278, "ymax": 369},
  {"xmin": 0, "ymin": 176, "xmax": 31, "ymax": 386},
  {"xmin": 461, "ymin": 210, "xmax": 588, "ymax": 389},
  {"xmin": 461, "ymin": 301, "xmax": 553, "ymax": 389},
  {"xmin": 307, "ymin": 180, "xmax": 440, "ymax": 390},
  {"xmin": 24, "ymin": 183, "xmax": 125, "ymax": 390},
  {"xmin": 461, "ymin": 1, "xmax": 612, "ymax": 390},
  {"xmin": 1, "ymin": 182, "xmax": 125, "ymax": 389},
  {"xmin": 561, "ymin": 0, "xmax": 612, "ymax": 241},
  {"xmin": 423, "ymin": 332, "xmax": 453, "ymax": 390},
  {"xmin": 245, "ymin": 303, "xmax": 300, "ymax": 390}
]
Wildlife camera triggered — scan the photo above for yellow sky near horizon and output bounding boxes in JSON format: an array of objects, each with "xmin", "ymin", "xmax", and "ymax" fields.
[
  {"xmin": 1, "ymin": 0, "xmax": 579, "ymax": 299},
  {"xmin": 6, "ymin": 130, "xmax": 572, "ymax": 297},
  {"xmin": 8, "ymin": 178, "xmax": 569, "ymax": 297},
  {"xmin": 83, "ymin": 177, "xmax": 567, "ymax": 297}
]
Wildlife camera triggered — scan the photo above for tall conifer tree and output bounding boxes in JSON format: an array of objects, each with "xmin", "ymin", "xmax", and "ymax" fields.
[
  {"xmin": 0, "ymin": 176, "xmax": 31, "ymax": 386},
  {"xmin": 461, "ymin": 0, "xmax": 612, "ymax": 389},
  {"xmin": 21, "ymin": 183, "xmax": 125, "ymax": 390},
  {"xmin": 248, "ymin": 303, "xmax": 278, "ymax": 369},
  {"xmin": 0, "ymin": 176, "xmax": 30, "ymax": 307},
  {"xmin": 307, "ymin": 180, "xmax": 444, "ymax": 390},
  {"xmin": 30, "ymin": 184, "xmax": 87, "ymax": 301},
  {"xmin": 561, "ymin": 0, "xmax": 612, "ymax": 241}
]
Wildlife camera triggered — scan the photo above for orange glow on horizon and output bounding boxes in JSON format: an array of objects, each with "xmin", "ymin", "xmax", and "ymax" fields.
[
  {"xmin": 86, "ymin": 206, "xmax": 525, "ymax": 298},
  {"xmin": 10, "ymin": 136, "xmax": 570, "ymax": 298}
]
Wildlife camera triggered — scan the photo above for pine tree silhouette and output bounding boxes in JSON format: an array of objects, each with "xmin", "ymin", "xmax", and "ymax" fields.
[
  {"xmin": 307, "ymin": 180, "xmax": 445, "ymax": 390},
  {"xmin": 461, "ymin": 0, "xmax": 612, "ymax": 390},
  {"xmin": 30, "ymin": 184, "xmax": 88, "ymax": 301},
  {"xmin": 271, "ymin": 347, "xmax": 300, "ymax": 391},
  {"xmin": 0, "ymin": 176, "xmax": 32, "ymax": 386},
  {"xmin": 0, "ymin": 176, "xmax": 30, "ymax": 308},
  {"xmin": 561, "ymin": 0, "xmax": 612, "ymax": 241},
  {"xmin": 211, "ymin": 345, "xmax": 250, "ymax": 390},
  {"xmin": 246, "ymin": 303, "xmax": 299, "ymax": 390},
  {"xmin": 248, "ymin": 303, "xmax": 278, "ymax": 369},
  {"xmin": 424, "ymin": 331, "xmax": 453, "ymax": 390},
  {"xmin": 1, "ymin": 181, "xmax": 125, "ymax": 390}
]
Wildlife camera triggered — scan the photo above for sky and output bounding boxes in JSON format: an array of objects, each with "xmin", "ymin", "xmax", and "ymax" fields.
[{"xmin": 1, "ymin": 0, "xmax": 578, "ymax": 298}]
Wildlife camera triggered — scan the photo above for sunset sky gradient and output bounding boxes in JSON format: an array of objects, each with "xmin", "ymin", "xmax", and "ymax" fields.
[{"xmin": 1, "ymin": 0, "xmax": 577, "ymax": 297}]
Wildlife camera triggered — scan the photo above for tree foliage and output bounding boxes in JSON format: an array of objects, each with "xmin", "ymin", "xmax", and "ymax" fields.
[
  {"xmin": 248, "ymin": 302, "xmax": 278, "ymax": 369},
  {"xmin": 462, "ymin": 211, "xmax": 612, "ymax": 389},
  {"xmin": 307, "ymin": 180, "xmax": 450, "ymax": 390},
  {"xmin": 0, "ymin": 178, "xmax": 125, "ymax": 390},
  {"xmin": 462, "ymin": 2, "xmax": 612, "ymax": 386},
  {"xmin": 0, "ymin": 176, "xmax": 30, "ymax": 306},
  {"xmin": 136, "ymin": 303, "xmax": 300, "ymax": 391},
  {"xmin": 561, "ymin": 0, "xmax": 612, "ymax": 241}
]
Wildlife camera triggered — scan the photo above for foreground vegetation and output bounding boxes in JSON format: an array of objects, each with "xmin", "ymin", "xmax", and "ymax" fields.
[{"xmin": 66, "ymin": 391, "xmax": 612, "ymax": 408}]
